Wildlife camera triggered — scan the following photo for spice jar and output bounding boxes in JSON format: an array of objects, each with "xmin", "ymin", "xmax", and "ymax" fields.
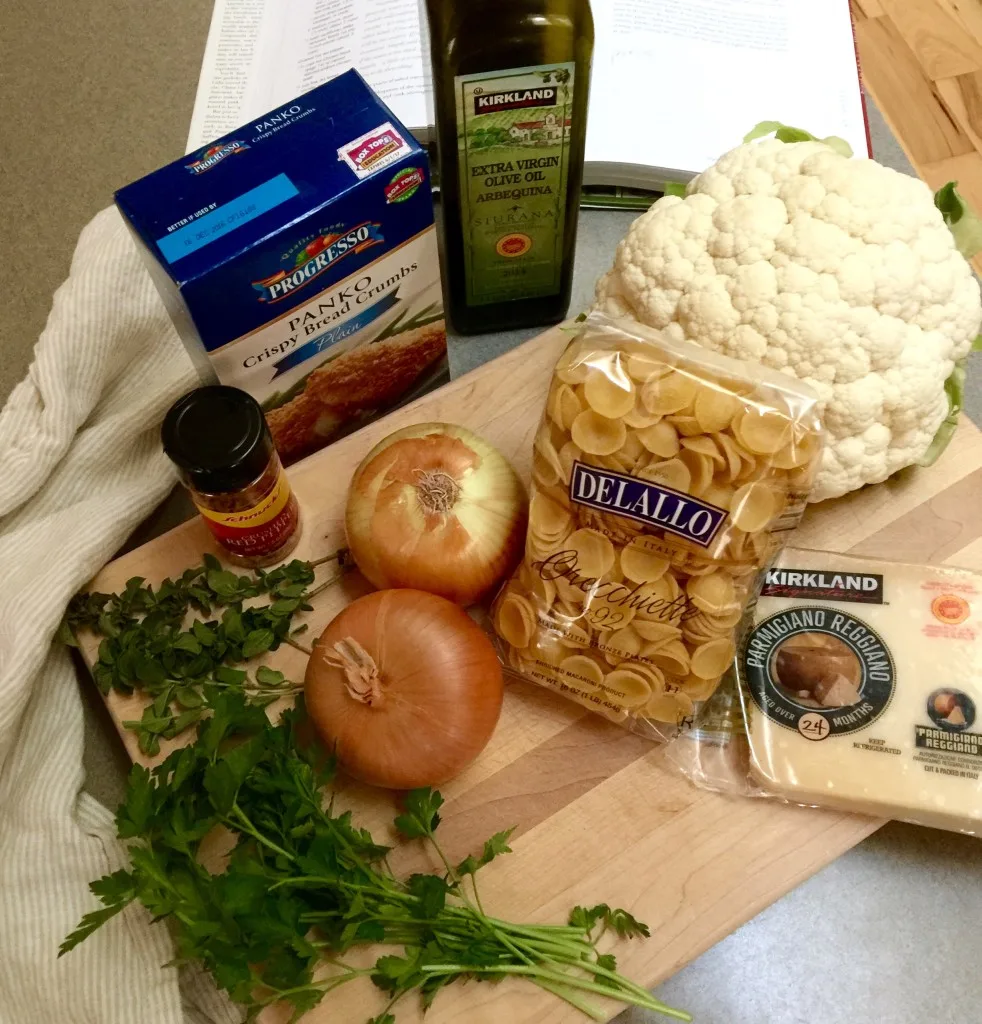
[{"xmin": 162, "ymin": 386, "xmax": 302, "ymax": 567}]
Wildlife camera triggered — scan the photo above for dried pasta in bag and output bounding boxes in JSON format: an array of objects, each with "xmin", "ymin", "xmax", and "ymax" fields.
[{"xmin": 492, "ymin": 313, "xmax": 824, "ymax": 739}]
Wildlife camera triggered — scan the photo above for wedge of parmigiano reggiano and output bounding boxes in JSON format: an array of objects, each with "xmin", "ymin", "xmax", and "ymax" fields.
[{"xmin": 741, "ymin": 547, "xmax": 982, "ymax": 834}]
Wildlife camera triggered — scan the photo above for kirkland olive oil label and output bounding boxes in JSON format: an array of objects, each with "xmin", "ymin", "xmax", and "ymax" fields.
[{"xmin": 454, "ymin": 63, "xmax": 575, "ymax": 306}]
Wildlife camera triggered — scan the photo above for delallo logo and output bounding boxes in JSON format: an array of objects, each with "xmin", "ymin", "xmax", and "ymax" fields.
[
  {"xmin": 338, "ymin": 122, "xmax": 413, "ymax": 179},
  {"xmin": 251, "ymin": 222, "xmax": 384, "ymax": 303},
  {"xmin": 384, "ymin": 166, "xmax": 425, "ymax": 204},
  {"xmin": 569, "ymin": 462, "xmax": 727, "ymax": 548},
  {"xmin": 184, "ymin": 140, "xmax": 249, "ymax": 174}
]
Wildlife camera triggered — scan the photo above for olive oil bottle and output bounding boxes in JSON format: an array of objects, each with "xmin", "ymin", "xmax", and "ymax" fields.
[{"xmin": 425, "ymin": 0, "xmax": 594, "ymax": 334}]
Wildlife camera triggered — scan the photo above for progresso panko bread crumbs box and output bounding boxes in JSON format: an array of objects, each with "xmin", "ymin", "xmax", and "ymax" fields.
[{"xmin": 116, "ymin": 69, "xmax": 445, "ymax": 464}]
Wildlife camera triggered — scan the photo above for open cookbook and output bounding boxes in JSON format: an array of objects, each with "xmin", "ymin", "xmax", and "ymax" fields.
[{"xmin": 188, "ymin": 0, "xmax": 870, "ymax": 200}]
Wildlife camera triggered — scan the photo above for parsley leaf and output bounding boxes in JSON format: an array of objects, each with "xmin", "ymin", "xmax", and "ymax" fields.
[
  {"xmin": 241, "ymin": 628, "xmax": 275, "ymax": 658},
  {"xmin": 569, "ymin": 903, "xmax": 651, "ymax": 940},
  {"xmin": 59, "ymin": 900, "xmax": 132, "ymax": 956},
  {"xmin": 393, "ymin": 788, "xmax": 443, "ymax": 839},
  {"xmin": 605, "ymin": 907, "xmax": 651, "ymax": 939},
  {"xmin": 407, "ymin": 873, "xmax": 448, "ymax": 918},
  {"xmin": 116, "ymin": 765, "xmax": 153, "ymax": 838},
  {"xmin": 63, "ymin": 555, "xmax": 346, "ymax": 752},
  {"xmin": 455, "ymin": 827, "xmax": 515, "ymax": 878}
]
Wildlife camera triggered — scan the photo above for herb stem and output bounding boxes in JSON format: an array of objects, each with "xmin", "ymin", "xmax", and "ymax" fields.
[
  {"xmin": 492, "ymin": 927, "xmax": 537, "ymax": 967},
  {"xmin": 257, "ymin": 970, "xmax": 366, "ymax": 1007},
  {"xmin": 503, "ymin": 934, "xmax": 591, "ymax": 961},
  {"xmin": 273, "ymin": 876, "xmax": 412, "ymax": 898},
  {"xmin": 227, "ymin": 804, "xmax": 295, "ymax": 861},
  {"xmin": 567, "ymin": 956, "xmax": 672, "ymax": 1008},
  {"xmin": 469, "ymin": 875, "xmax": 487, "ymax": 915},
  {"xmin": 425, "ymin": 833, "xmax": 484, "ymax": 917},
  {"xmin": 534, "ymin": 978, "xmax": 606, "ymax": 1021},
  {"xmin": 491, "ymin": 925, "xmax": 594, "ymax": 954},
  {"xmin": 305, "ymin": 569, "xmax": 348, "ymax": 601},
  {"xmin": 283, "ymin": 635, "xmax": 314, "ymax": 656},
  {"xmin": 376, "ymin": 990, "xmax": 407, "ymax": 1022},
  {"xmin": 476, "ymin": 914, "xmax": 587, "ymax": 937},
  {"xmin": 321, "ymin": 957, "xmax": 364, "ymax": 976},
  {"xmin": 418, "ymin": 964, "xmax": 691, "ymax": 1019},
  {"xmin": 308, "ymin": 549, "xmax": 347, "ymax": 569},
  {"xmin": 427, "ymin": 834, "xmax": 458, "ymax": 882}
]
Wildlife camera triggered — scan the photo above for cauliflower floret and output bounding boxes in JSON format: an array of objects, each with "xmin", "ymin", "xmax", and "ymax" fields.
[{"xmin": 594, "ymin": 138, "xmax": 982, "ymax": 501}]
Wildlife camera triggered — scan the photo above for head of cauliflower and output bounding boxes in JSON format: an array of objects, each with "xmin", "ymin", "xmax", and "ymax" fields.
[{"xmin": 594, "ymin": 138, "xmax": 982, "ymax": 501}]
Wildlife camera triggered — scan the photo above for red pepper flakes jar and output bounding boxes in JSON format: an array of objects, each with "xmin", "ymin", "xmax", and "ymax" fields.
[{"xmin": 162, "ymin": 386, "xmax": 302, "ymax": 568}]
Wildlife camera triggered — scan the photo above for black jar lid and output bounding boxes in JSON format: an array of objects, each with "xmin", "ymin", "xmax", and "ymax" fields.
[{"xmin": 162, "ymin": 386, "xmax": 273, "ymax": 494}]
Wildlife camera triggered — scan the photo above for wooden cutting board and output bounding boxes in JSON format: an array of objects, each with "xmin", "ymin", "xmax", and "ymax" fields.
[{"xmin": 78, "ymin": 324, "xmax": 982, "ymax": 1023}]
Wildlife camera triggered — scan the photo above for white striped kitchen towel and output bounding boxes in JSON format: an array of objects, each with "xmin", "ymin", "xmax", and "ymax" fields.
[{"xmin": 0, "ymin": 206, "xmax": 240, "ymax": 1024}]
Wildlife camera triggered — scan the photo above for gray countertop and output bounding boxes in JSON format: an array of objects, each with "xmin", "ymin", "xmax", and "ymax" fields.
[{"xmin": 4, "ymin": 4, "xmax": 976, "ymax": 1014}]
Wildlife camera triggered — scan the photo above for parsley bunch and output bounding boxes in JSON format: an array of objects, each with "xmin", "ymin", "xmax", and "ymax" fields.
[
  {"xmin": 61, "ymin": 693, "xmax": 689, "ymax": 1024},
  {"xmin": 63, "ymin": 552, "xmax": 344, "ymax": 755}
]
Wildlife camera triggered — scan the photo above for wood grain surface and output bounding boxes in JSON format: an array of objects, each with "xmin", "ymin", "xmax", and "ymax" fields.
[
  {"xmin": 78, "ymin": 322, "xmax": 982, "ymax": 1023},
  {"xmin": 852, "ymin": 0, "xmax": 982, "ymax": 273}
]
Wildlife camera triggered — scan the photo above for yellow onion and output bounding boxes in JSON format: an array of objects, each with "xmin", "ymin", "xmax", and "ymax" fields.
[
  {"xmin": 304, "ymin": 589, "xmax": 504, "ymax": 788},
  {"xmin": 345, "ymin": 422, "xmax": 527, "ymax": 605}
]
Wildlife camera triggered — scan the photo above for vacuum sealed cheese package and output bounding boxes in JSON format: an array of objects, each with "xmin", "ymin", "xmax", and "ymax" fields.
[
  {"xmin": 735, "ymin": 546, "xmax": 982, "ymax": 834},
  {"xmin": 491, "ymin": 313, "xmax": 824, "ymax": 739}
]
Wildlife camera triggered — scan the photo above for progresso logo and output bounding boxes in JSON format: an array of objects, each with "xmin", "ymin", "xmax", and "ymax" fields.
[
  {"xmin": 184, "ymin": 140, "xmax": 249, "ymax": 174},
  {"xmin": 251, "ymin": 222, "xmax": 384, "ymax": 303}
]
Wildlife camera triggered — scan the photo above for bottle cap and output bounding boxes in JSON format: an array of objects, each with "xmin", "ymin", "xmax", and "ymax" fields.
[{"xmin": 162, "ymin": 386, "xmax": 274, "ymax": 494}]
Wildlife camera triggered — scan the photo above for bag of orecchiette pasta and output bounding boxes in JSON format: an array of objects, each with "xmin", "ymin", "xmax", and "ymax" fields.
[{"xmin": 491, "ymin": 312, "xmax": 825, "ymax": 741}]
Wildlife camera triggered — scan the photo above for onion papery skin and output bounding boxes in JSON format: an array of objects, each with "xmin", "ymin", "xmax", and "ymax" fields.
[
  {"xmin": 345, "ymin": 422, "xmax": 527, "ymax": 606},
  {"xmin": 304, "ymin": 589, "xmax": 505, "ymax": 789}
]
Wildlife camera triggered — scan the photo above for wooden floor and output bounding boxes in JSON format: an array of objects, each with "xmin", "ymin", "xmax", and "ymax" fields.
[{"xmin": 853, "ymin": 0, "xmax": 982, "ymax": 271}]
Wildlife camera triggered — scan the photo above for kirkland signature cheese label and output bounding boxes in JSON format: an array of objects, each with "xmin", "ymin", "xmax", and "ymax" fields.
[{"xmin": 760, "ymin": 568, "xmax": 885, "ymax": 604}]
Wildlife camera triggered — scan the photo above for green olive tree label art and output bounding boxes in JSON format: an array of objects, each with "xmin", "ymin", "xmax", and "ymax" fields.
[{"xmin": 454, "ymin": 62, "xmax": 575, "ymax": 306}]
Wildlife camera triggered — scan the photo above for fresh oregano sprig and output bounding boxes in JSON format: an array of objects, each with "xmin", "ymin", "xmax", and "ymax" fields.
[
  {"xmin": 60, "ymin": 693, "xmax": 690, "ymax": 1024},
  {"xmin": 62, "ymin": 551, "xmax": 346, "ymax": 755}
]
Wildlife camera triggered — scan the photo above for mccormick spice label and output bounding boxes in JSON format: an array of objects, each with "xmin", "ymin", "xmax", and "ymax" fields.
[{"xmin": 116, "ymin": 71, "xmax": 446, "ymax": 465}]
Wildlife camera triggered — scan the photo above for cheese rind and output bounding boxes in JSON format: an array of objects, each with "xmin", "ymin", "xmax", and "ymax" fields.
[{"xmin": 742, "ymin": 547, "xmax": 982, "ymax": 834}]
